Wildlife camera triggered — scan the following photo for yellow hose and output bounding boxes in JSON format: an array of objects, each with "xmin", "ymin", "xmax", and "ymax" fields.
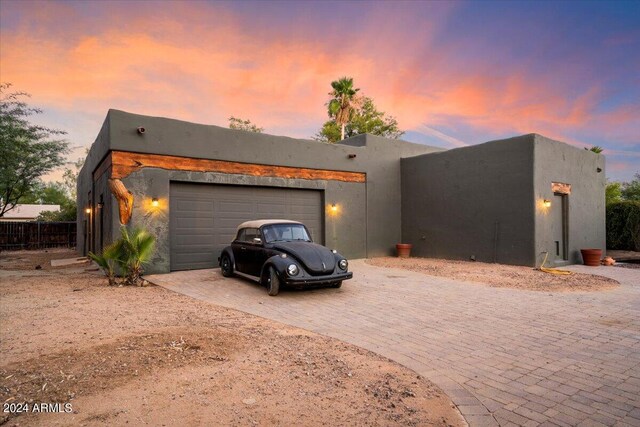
[{"xmin": 538, "ymin": 252, "xmax": 573, "ymax": 275}]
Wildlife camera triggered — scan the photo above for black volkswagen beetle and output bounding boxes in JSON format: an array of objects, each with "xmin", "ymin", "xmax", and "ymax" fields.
[{"xmin": 218, "ymin": 219, "xmax": 353, "ymax": 296}]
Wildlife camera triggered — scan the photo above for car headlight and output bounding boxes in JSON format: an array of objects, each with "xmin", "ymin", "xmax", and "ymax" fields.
[
  {"xmin": 339, "ymin": 259, "xmax": 348, "ymax": 270},
  {"xmin": 287, "ymin": 264, "xmax": 299, "ymax": 276}
]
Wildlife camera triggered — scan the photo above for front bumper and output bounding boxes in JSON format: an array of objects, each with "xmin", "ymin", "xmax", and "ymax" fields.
[{"xmin": 283, "ymin": 271, "xmax": 353, "ymax": 287}]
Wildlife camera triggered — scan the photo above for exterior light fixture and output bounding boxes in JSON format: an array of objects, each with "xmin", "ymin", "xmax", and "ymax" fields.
[
  {"xmin": 97, "ymin": 202, "xmax": 104, "ymax": 209},
  {"xmin": 151, "ymin": 198, "xmax": 159, "ymax": 207},
  {"xmin": 348, "ymin": 154, "xmax": 357, "ymax": 159},
  {"xmin": 543, "ymin": 199, "xmax": 551, "ymax": 207},
  {"xmin": 85, "ymin": 207, "xmax": 91, "ymax": 214},
  {"xmin": 137, "ymin": 126, "xmax": 146, "ymax": 134},
  {"xmin": 330, "ymin": 204, "xmax": 338, "ymax": 212}
]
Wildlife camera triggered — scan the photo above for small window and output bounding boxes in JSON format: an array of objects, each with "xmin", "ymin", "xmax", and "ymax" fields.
[
  {"xmin": 237, "ymin": 228, "xmax": 259, "ymax": 242},
  {"xmin": 244, "ymin": 228, "xmax": 259, "ymax": 242}
]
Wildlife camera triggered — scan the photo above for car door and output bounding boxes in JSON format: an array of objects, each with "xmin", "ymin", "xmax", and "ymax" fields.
[
  {"xmin": 232, "ymin": 228, "xmax": 250, "ymax": 273},
  {"xmin": 248, "ymin": 227, "xmax": 272, "ymax": 277},
  {"xmin": 243, "ymin": 228, "xmax": 264, "ymax": 277}
]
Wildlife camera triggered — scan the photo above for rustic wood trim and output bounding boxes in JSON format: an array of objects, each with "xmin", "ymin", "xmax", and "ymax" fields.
[
  {"xmin": 92, "ymin": 152, "xmax": 112, "ymax": 181},
  {"xmin": 110, "ymin": 151, "xmax": 366, "ymax": 183},
  {"xmin": 552, "ymin": 182, "xmax": 571, "ymax": 195},
  {"xmin": 108, "ymin": 178, "xmax": 134, "ymax": 225}
]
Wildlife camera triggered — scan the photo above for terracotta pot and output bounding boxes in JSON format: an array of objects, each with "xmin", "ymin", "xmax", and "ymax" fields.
[
  {"xmin": 580, "ymin": 249, "xmax": 602, "ymax": 267},
  {"xmin": 396, "ymin": 243, "xmax": 413, "ymax": 258}
]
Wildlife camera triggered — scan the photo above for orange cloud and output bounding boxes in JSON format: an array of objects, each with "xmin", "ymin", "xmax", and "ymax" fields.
[{"xmin": 1, "ymin": 0, "xmax": 637, "ymax": 164}]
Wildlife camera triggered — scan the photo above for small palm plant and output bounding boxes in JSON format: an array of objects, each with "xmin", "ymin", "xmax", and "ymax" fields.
[
  {"xmin": 88, "ymin": 241, "xmax": 124, "ymax": 286},
  {"xmin": 88, "ymin": 226, "xmax": 155, "ymax": 286},
  {"xmin": 119, "ymin": 226, "xmax": 156, "ymax": 286}
]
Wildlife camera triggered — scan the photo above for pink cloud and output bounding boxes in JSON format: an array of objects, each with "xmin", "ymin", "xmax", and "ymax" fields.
[{"xmin": 1, "ymin": 0, "xmax": 637, "ymax": 167}]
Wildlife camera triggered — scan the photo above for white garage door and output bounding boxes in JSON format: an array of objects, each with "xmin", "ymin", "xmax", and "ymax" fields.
[{"xmin": 169, "ymin": 182, "xmax": 324, "ymax": 271}]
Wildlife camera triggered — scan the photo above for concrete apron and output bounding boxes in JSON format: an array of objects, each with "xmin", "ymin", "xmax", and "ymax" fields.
[{"xmin": 147, "ymin": 261, "xmax": 640, "ymax": 427}]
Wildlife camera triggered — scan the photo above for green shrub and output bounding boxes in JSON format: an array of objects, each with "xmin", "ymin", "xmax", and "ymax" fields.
[
  {"xmin": 606, "ymin": 201, "xmax": 640, "ymax": 251},
  {"xmin": 89, "ymin": 226, "xmax": 155, "ymax": 286}
]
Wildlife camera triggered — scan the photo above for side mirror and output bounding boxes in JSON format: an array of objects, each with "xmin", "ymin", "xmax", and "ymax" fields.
[{"xmin": 253, "ymin": 237, "xmax": 262, "ymax": 244}]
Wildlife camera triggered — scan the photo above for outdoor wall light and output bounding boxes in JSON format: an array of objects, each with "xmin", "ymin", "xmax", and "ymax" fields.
[
  {"xmin": 151, "ymin": 198, "xmax": 159, "ymax": 207},
  {"xmin": 330, "ymin": 203, "xmax": 338, "ymax": 212},
  {"xmin": 348, "ymin": 154, "xmax": 357, "ymax": 159},
  {"xmin": 97, "ymin": 202, "xmax": 104, "ymax": 209},
  {"xmin": 85, "ymin": 207, "xmax": 91, "ymax": 214},
  {"xmin": 543, "ymin": 199, "xmax": 551, "ymax": 207}
]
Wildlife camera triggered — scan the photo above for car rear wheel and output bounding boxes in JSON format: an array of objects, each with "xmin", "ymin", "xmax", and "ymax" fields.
[
  {"xmin": 267, "ymin": 266, "xmax": 280, "ymax": 296},
  {"xmin": 220, "ymin": 254, "xmax": 233, "ymax": 277},
  {"xmin": 330, "ymin": 281, "xmax": 342, "ymax": 288}
]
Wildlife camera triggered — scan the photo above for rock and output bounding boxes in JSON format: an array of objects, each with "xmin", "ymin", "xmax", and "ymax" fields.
[
  {"xmin": 242, "ymin": 398, "xmax": 256, "ymax": 405},
  {"xmin": 601, "ymin": 256, "xmax": 616, "ymax": 266}
]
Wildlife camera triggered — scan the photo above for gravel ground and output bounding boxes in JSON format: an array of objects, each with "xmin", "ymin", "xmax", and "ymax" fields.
[
  {"xmin": 0, "ymin": 249, "xmax": 463, "ymax": 427},
  {"xmin": 367, "ymin": 257, "xmax": 619, "ymax": 292}
]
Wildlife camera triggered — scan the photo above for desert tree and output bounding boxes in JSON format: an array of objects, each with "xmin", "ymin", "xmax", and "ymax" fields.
[
  {"xmin": 228, "ymin": 116, "xmax": 264, "ymax": 133},
  {"xmin": 0, "ymin": 83, "xmax": 68, "ymax": 217}
]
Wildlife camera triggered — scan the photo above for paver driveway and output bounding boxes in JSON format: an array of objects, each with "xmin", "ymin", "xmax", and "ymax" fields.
[{"xmin": 147, "ymin": 262, "xmax": 640, "ymax": 427}]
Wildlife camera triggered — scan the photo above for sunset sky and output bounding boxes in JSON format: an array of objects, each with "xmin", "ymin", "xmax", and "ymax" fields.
[{"xmin": 1, "ymin": 0, "xmax": 638, "ymax": 181}]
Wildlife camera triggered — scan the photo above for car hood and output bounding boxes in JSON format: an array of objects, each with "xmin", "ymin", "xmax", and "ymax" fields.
[{"xmin": 272, "ymin": 242, "xmax": 336, "ymax": 275}]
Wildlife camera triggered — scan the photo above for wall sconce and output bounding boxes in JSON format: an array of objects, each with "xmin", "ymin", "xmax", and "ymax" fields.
[
  {"xmin": 543, "ymin": 199, "xmax": 551, "ymax": 207},
  {"xmin": 330, "ymin": 203, "xmax": 338, "ymax": 213},
  {"xmin": 85, "ymin": 207, "xmax": 91, "ymax": 214},
  {"xmin": 348, "ymin": 154, "xmax": 357, "ymax": 159},
  {"xmin": 97, "ymin": 202, "xmax": 104, "ymax": 209},
  {"xmin": 151, "ymin": 198, "xmax": 159, "ymax": 207}
]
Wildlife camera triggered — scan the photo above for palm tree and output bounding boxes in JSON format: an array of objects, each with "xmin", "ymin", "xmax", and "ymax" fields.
[
  {"xmin": 119, "ymin": 226, "xmax": 156, "ymax": 286},
  {"xmin": 327, "ymin": 77, "xmax": 360, "ymax": 141},
  {"xmin": 586, "ymin": 146, "xmax": 604, "ymax": 153}
]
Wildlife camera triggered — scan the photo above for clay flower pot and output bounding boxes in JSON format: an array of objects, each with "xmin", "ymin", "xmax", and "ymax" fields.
[
  {"xmin": 396, "ymin": 243, "xmax": 413, "ymax": 258},
  {"xmin": 580, "ymin": 249, "xmax": 602, "ymax": 267}
]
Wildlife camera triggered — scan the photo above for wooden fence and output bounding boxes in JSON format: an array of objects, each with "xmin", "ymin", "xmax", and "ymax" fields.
[{"xmin": 0, "ymin": 221, "xmax": 77, "ymax": 250}]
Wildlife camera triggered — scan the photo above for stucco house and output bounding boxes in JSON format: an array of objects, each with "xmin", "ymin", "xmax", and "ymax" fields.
[
  {"xmin": 77, "ymin": 110, "xmax": 606, "ymax": 274},
  {"xmin": 0, "ymin": 204, "xmax": 60, "ymax": 222}
]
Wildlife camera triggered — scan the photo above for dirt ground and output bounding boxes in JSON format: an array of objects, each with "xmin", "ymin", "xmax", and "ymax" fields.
[
  {"xmin": 367, "ymin": 257, "xmax": 619, "ymax": 292},
  {"xmin": 0, "ymin": 249, "xmax": 463, "ymax": 427}
]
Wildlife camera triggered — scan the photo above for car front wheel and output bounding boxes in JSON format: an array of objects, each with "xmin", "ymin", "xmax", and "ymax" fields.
[
  {"xmin": 220, "ymin": 254, "xmax": 233, "ymax": 277},
  {"xmin": 267, "ymin": 266, "xmax": 280, "ymax": 296}
]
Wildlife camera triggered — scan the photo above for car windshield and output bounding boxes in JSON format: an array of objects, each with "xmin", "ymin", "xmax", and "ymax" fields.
[{"xmin": 262, "ymin": 224, "xmax": 312, "ymax": 243}]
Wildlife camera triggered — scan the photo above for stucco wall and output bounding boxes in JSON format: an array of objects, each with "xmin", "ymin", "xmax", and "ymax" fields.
[
  {"xmin": 401, "ymin": 135, "xmax": 536, "ymax": 266},
  {"xmin": 77, "ymin": 114, "xmax": 112, "ymax": 255},
  {"xmin": 533, "ymin": 135, "xmax": 606, "ymax": 265},
  {"xmin": 120, "ymin": 169, "xmax": 367, "ymax": 274}
]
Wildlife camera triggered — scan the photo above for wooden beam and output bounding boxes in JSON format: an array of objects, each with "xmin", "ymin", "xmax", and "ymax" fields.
[
  {"xmin": 108, "ymin": 178, "xmax": 134, "ymax": 225},
  {"xmin": 92, "ymin": 152, "xmax": 112, "ymax": 181},
  {"xmin": 552, "ymin": 182, "xmax": 571, "ymax": 195},
  {"xmin": 110, "ymin": 151, "xmax": 366, "ymax": 183}
]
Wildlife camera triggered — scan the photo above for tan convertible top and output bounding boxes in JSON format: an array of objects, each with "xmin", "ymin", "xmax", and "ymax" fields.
[{"xmin": 237, "ymin": 219, "xmax": 302, "ymax": 231}]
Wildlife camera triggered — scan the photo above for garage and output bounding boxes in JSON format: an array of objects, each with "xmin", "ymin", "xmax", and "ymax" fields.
[{"xmin": 169, "ymin": 182, "xmax": 324, "ymax": 271}]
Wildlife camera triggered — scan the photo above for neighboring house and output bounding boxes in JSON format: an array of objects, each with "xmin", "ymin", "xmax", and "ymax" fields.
[
  {"xmin": 0, "ymin": 204, "xmax": 60, "ymax": 222},
  {"xmin": 77, "ymin": 110, "xmax": 605, "ymax": 274}
]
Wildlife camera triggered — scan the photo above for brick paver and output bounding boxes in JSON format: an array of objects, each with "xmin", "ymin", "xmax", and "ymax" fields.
[{"xmin": 147, "ymin": 262, "xmax": 640, "ymax": 426}]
